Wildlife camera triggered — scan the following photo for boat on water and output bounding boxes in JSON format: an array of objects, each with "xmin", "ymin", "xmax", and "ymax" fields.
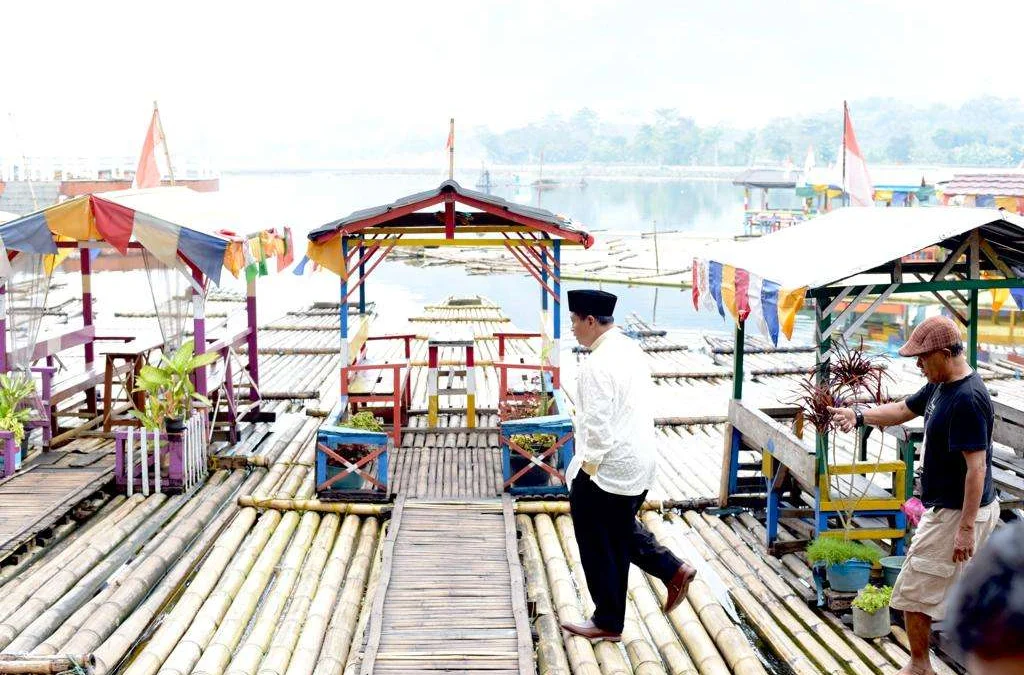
[
  {"xmin": 530, "ymin": 177, "xmax": 560, "ymax": 190},
  {"xmin": 474, "ymin": 167, "xmax": 493, "ymax": 190}
]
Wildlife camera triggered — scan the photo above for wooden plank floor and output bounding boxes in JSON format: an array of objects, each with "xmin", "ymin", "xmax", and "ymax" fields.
[
  {"xmin": 360, "ymin": 497, "xmax": 534, "ymax": 675},
  {"xmin": 0, "ymin": 460, "xmax": 112, "ymax": 563}
]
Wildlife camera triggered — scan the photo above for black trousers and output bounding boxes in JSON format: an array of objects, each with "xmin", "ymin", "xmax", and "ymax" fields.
[{"xmin": 569, "ymin": 472, "xmax": 683, "ymax": 632}]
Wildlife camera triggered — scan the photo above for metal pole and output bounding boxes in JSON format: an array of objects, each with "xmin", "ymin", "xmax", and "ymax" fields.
[
  {"xmin": 340, "ymin": 237, "xmax": 349, "ymax": 365},
  {"xmin": 841, "ymin": 101, "xmax": 848, "ymax": 207},
  {"xmin": 732, "ymin": 320, "xmax": 745, "ymax": 399},
  {"xmin": 192, "ymin": 268, "xmax": 207, "ymax": 396},
  {"xmin": 358, "ymin": 240, "xmax": 366, "ymax": 314},
  {"xmin": 815, "ymin": 295, "xmax": 832, "ymax": 476}
]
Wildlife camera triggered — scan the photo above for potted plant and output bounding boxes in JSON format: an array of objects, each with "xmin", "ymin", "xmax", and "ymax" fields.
[
  {"xmin": 806, "ymin": 536, "xmax": 882, "ymax": 592},
  {"xmin": 0, "ymin": 372, "xmax": 36, "ymax": 474},
  {"xmin": 132, "ymin": 340, "xmax": 219, "ymax": 433},
  {"xmin": 851, "ymin": 584, "xmax": 892, "ymax": 638},
  {"xmin": 500, "ymin": 392, "xmax": 555, "ymax": 487},
  {"xmin": 330, "ymin": 411, "xmax": 385, "ymax": 490}
]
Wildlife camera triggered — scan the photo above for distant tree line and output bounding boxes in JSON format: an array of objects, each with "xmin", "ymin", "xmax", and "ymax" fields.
[{"xmin": 477, "ymin": 96, "xmax": 1024, "ymax": 167}]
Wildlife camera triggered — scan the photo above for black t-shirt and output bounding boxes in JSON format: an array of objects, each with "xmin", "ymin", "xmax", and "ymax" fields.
[{"xmin": 905, "ymin": 371, "xmax": 995, "ymax": 509}]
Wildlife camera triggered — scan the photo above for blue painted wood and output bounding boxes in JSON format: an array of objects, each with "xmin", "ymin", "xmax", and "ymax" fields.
[{"xmin": 316, "ymin": 421, "xmax": 389, "ymax": 496}]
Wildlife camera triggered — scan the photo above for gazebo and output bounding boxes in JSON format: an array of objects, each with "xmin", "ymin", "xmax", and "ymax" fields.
[
  {"xmin": 303, "ymin": 179, "xmax": 594, "ymax": 498},
  {"xmin": 692, "ymin": 207, "xmax": 1024, "ymax": 553},
  {"xmin": 0, "ymin": 187, "xmax": 289, "ymax": 450}
]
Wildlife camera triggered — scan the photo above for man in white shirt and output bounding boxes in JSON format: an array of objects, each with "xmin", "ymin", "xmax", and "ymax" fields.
[{"xmin": 560, "ymin": 289, "xmax": 696, "ymax": 642}]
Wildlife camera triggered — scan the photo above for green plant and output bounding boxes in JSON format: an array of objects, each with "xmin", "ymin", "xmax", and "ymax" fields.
[
  {"xmin": 852, "ymin": 585, "xmax": 892, "ymax": 615},
  {"xmin": 806, "ymin": 537, "xmax": 882, "ymax": 566},
  {"xmin": 341, "ymin": 411, "xmax": 384, "ymax": 433},
  {"xmin": 131, "ymin": 340, "xmax": 219, "ymax": 431},
  {"xmin": 0, "ymin": 372, "xmax": 36, "ymax": 444},
  {"xmin": 510, "ymin": 432, "xmax": 556, "ymax": 456},
  {"xmin": 335, "ymin": 411, "xmax": 385, "ymax": 462}
]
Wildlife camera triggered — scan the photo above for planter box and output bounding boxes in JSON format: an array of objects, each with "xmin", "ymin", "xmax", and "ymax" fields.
[
  {"xmin": 115, "ymin": 410, "xmax": 209, "ymax": 494},
  {"xmin": 316, "ymin": 405, "xmax": 390, "ymax": 501},
  {"xmin": 0, "ymin": 431, "xmax": 20, "ymax": 478},
  {"xmin": 500, "ymin": 389, "xmax": 575, "ymax": 496}
]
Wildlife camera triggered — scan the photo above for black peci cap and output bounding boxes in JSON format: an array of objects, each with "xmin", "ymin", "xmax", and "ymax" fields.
[{"xmin": 567, "ymin": 289, "xmax": 617, "ymax": 317}]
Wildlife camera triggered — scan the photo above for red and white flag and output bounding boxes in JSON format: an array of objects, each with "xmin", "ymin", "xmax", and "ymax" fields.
[
  {"xmin": 133, "ymin": 108, "xmax": 165, "ymax": 189},
  {"xmin": 842, "ymin": 103, "xmax": 873, "ymax": 206},
  {"xmin": 445, "ymin": 125, "xmax": 454, "ymax": 151}
]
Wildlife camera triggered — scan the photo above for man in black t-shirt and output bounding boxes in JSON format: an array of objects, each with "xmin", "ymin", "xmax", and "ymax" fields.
[{"xmin": 829, "ymin": 315, "xmax": 1000, "ymax": 675}]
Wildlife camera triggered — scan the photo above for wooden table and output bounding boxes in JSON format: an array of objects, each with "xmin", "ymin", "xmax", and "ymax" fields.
[{"xmin": 101, "ymin": 335, "xmax": 164, "ymax": 432}]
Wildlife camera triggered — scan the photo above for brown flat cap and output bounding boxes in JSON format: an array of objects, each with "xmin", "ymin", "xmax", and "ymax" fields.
[{"xmin": 898, "ymin": 315, "xmax": 963, "ymax": 357}]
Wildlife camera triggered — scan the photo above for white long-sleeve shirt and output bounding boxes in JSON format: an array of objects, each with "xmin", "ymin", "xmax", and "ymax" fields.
[{"xmin": 566, "ymin": 329, "xmax": 657, "ymax": 496}]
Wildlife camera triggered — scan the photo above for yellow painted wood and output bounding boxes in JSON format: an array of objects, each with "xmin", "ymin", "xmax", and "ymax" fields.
[{"xmin": 827, "ymin": 462, "xmax": 906, "ymax": 475}]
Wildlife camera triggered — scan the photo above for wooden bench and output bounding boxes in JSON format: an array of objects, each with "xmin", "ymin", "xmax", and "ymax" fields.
[
  {"xmin": 27, "ymin": 326, "xmax": 140, "ymax": 447},
  {"xmin": 342, "ymin": 334, "xmax": 415, "ymax": 446},
  {"xmin": 726, "ymin": 399, "xmax": 908, "ymax": 555}
]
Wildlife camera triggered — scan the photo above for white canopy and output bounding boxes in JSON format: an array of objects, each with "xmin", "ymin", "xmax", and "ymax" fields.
[{"xmin": 700, "ymin": 207, "xmax": 1024, "ymax": 290}]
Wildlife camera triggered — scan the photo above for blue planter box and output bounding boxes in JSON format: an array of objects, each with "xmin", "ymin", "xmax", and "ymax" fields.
[
  {"xmin": 500, "ymin": 389, "xmax": 575, "ymax": 496},
  {"xmin": 316, "ymin": 405, "xmax": 390, "ymax": 500}
]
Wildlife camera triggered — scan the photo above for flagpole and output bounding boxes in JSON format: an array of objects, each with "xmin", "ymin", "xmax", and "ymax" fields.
[
  {"xmin": 841, "ymin": 100, "xmax": 848, "ymax": 207},
  {"xmin": 448, "ymin": 117, "xmax": 455, "ymax": 180},
  {"xmin": 154, "ymin": 101, "xmax": 175, "ymax": 185}
]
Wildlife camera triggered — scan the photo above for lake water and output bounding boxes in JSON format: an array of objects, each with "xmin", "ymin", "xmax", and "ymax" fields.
[{"xmin": 212, "ymin": 170, "xmax": 819, "ymax": 344}]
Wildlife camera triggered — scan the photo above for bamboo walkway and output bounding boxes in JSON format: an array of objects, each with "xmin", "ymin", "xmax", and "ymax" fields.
[
  {"xmin": 0, "ymin": 444, "xmax": 112, "ymax": 565},
  {"xmin": 388, "ymin": 413, "xmax": 504, "ymax": 499},
  {"xmin": 357, "ymin": 497, "xmax": 534, "ymax": 675}
]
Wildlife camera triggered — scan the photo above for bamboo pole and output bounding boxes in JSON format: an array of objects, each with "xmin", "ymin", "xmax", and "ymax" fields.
[
  {"xmin": 551, "ymin": 515, "xmax": 650, "ymax": 675},
  {"xmin": 696, "ymin": 512, "xmax": 878, "ymax": 674},
  {"xmin": 92, "ymin": 470, "xmax": 267, "ymax": 675},
  {"xmin": 281, "ymin": 514, "xmax": 362, "ymax": 675},
  {"xmin": 125, "ymin": 512, "xmax": 276, "ymax": 675},
  {"xmin": 58, "ymin": 471, "xmax": 246, "ymax": 657},
  {"xmin": 254, "ymin": 513, "xmax": 340, "ymax": 675},
  {"xmin": 0, "ymin": 494, "xmax": 169, "ymax": 649},
  {"xmin": 625, "ymin": 566, "xmax": 702, "ymax": 675},
  {"xmin": 313, "ymin": 517, "xmax": 382, "ymax": 675},
  {"xmin": 187, "ymin": 511, "xmax": 303, "ymax": 675},
  {"xmin": 663, "ymin": 511, "xmax": 824, "ymax": 674},
  {"xmin": 0, "ymin": 493, "xmax": 120, "ymax": 588},
  {"xmin": 889, "ymin": 626, "xmax": 960, "ymax": 675},
  {"xmin": 0, "ymin": 655, "xmax": 94, "ymax": 674},
  {"xmin": 515, "ymin": 515, "xmax": 571, "ymax": 675},
  {"xmin": 5, "ymin": 493, "xmax": 187, "ymax": 653},
  {"xmin": 513, "ymin": 499, "xmax": 717, "ymax": 515},
  {"xmin": 339, "ymin": 520, "xmax": 387, "ymax": 675},
  {"xmin": 640, "ymin": 513, "xmax": 768, "ymax": 675},
  {"xmin": 0, "ymin": 495, "xmax": 144, "ymax": 620},
  {"xmin": 532, "ymin": 514, "xmax": 602, "ymax": 675},
  {"xmin": 223, "ymin": 511, "xmax": 322, "ymax": 675},
  {"xmin": 237, "ymin": 497, "xmax": 390, "ymax": 515}
]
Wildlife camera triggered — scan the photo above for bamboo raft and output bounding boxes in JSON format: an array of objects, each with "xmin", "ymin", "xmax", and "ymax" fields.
[
  {"xmin": 0, "ymin": 443, "xmax": 113, "ymax": 566},
  {"xmin": 1, "ymin": 296, "xmax": 1010, "ymax": 675},
  {"xmin": 355, "ymin": 497, "xmax": 534, "ymax": 675}
]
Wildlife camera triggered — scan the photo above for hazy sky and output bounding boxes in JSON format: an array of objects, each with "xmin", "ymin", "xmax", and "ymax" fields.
[{"xmin": 2, "ymin": 0, "xmax": 1020, "ymax": 164}]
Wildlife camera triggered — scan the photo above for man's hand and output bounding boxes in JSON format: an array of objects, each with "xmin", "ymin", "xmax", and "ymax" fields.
[
  {"xmin": 827, "ymin": 406, "xmax": 857, "ymax": 433},
  {"xmin": 953, "ymin": 524, "xmax": 975, "ymax": 563},
  {"xmin": 583, "ymin": 461, "xmax": 600, "ymax": 476}
]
